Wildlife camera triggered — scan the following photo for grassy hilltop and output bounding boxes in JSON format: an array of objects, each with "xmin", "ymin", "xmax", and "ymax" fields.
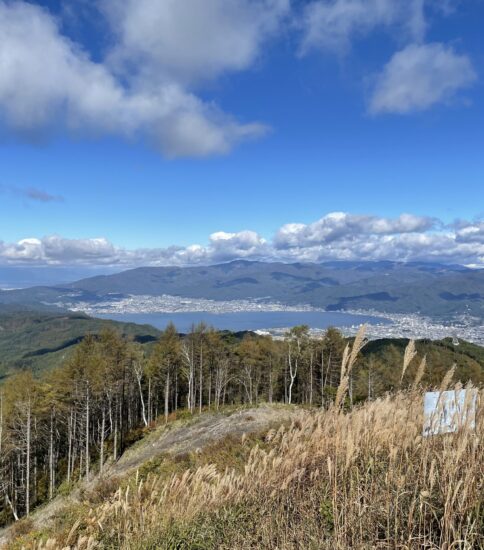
[{"xmin": 3, "ymin": 342, "xmax": 482, "ymax": 549}]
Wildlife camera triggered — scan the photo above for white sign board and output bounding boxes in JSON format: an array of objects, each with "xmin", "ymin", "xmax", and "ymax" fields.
[{"xmin": 423, "ymin": 390, "xmax": 477, "ymax": 437}]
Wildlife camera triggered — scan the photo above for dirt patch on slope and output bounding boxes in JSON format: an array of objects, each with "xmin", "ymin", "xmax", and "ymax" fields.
[{"xmin": 110, "ymin": 405, "xmax": 293, "ymax": 477}]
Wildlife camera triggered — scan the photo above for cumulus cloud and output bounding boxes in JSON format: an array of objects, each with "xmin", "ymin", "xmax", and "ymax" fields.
[
  {"xmin": 208, "ymin": 231, "xmax": 269, "ymax": 262},
  {"xmin": 272, "ymin": 231, "xmax": 484, "ymax": 266},
  {"xmin": 0, "ymin": 231, "xmax": 269, "ymax": 267},
  {"xmin": 0, "ymin": 236, "xmax": 116, "ymax": 264},
  {"xmin": 273, "ymin": 212, "xmax": 436, "ymax": 248},
  {"xmin": 1, "ymin": 213, "xmax": 483, "ymax": 267},
  {"xmin": 103, "ymin": 0, "xmax": 290, "ymax": 86},
  {"xmin": 455, "ymin": 221, "xmax": 484, "ymax": 245},
  {"xmin": 0, "ymin": 0, "xmax": 477, "ymax": 148},
  {"xmin": 299, "ymin": 0, "xmax": 426, "ymax": 55},
  {"xmin": 369, "ymin": 43, "xmax": 476, "ymax": 114},
  {"xmin": 271, "ymin": 214, "xmax": 479, "ymax": 264},
  {"xmin": 0, "ymin": 1, "xmax": 275, "ymax": 157},
  {"xmin": 299, "ymin": 2, "xmax": 477, "ymax": 116}
]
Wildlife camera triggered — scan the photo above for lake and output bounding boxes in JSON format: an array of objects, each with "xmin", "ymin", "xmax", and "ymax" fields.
[{"xmin": 97, "ymin": 310, "xmax": 390, "ymax": 333}]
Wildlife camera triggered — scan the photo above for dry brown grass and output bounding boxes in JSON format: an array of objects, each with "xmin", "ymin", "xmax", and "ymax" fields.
[
  {"xmin": 26, "ymin": 392, "xmax": 482, "ymax": 549},
  {"xmin": 16, "ymin": 336, "xmax": 484, "ymax": 549}
]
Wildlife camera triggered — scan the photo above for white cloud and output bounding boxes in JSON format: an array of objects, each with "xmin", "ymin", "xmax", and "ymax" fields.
[
  {"xmin": 0, "ymin": 236, "xmax": 116, "ymax": 264},
  {"xmin": 1, "ymin": 213, "xmax": 483, "ymax": 267},
  {"xmin": 369, "ymin": 43, "xmax": 476, "ymax": 114},
  {"xmin": 298, "ymin": 2, "xmax": 477, "ymax": 117},
  {"xmin": 0, "ymin": 0, "xmax": 477, "ymax": 149},
  {"xmin": 299, "ymin": 0, "xmax": 425, "ymax": 55},
  {"xmin": 273, "ymin": 231, "xmax": 484, "ymax": 265},
  {"xmin": 273, "ymin": 212, "xmax": 436, "ymax": 248},
  {"xmin": 455, "ymin": 222, "xmax": 484, "ymax": 244},
  {"xmin": 268, "ymin": 214, "xmax": 483, "ymax": 265},
  {"xmin": 0, "ymin": 1, "xmax": 271, "ymax": 157},
  {"xmin": 103, "ymin": 0, "xmax": 290, "ymax": 86},
  {"xmin": 0, "ymin": 230, "xmax": 269, "ymax": 267},
  {"xmin": 209, "ymin": 231, "xmax": 269, "ymax": 261}
]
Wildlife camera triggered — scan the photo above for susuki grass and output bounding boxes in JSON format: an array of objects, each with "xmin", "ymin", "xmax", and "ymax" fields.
[{"xmin": 14, "ymin": 333, "xmax": 484, "ymax": 549}]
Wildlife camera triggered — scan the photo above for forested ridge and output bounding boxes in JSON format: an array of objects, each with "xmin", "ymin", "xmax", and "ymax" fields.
[
  {"xmin": 0, "ymin": 321, "xmax": 482, "ymax": 527},
  {"xmin": 0, "ymin": 309, "xmax": 159, "ymax": 376}
]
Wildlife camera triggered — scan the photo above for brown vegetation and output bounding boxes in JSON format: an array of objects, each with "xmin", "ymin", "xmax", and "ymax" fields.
[{"xmin": 7, "ymin": 332, "xmax": 483, "ymax": 549}]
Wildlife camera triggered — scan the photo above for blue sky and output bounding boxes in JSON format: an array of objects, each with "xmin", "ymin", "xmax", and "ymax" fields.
[{"xmin": 0, "ymin": 0, "xmax": 483, "ymax": 267}]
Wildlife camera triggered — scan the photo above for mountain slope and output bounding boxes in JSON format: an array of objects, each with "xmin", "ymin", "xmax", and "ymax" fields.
[
  {"xmin": 0, "ymin": 261, "xmax": 482, "ymax": 319},
  {"xmin": 0, "ymin": 307, "xmax": 160, "ymax": 376},
  {"xmin": 0, "ymin": 405, "xmax": 296, "ymax": 548},
  {"xmin": 67, "ymin": 260, "xmax": 471, "ymax": 298}
]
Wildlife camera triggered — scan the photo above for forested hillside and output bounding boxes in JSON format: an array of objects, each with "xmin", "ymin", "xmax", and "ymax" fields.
[
  {"xmin": 1, "ymin": 307, "xmax": 482, "ymax": 383},
  {"xmin": 0, "ymin": 318, "xmax": 482, "ymax": 530},
  {"xmin": 1, "ymin": 328, "xmax": 482, "ymax": 549},
  {"xmin": 0, "ymin": 308, "xmax": 159, "ymax": 376}
]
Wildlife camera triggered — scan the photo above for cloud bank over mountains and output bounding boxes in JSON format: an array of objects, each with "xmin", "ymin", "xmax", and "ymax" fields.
[
  {"xmin": 1, "ymin": 213, "xmax": 483, "ymax": 268},
  {"xmin": 0, "ymin": 0, "xmax": 477, "ymax": 157}
]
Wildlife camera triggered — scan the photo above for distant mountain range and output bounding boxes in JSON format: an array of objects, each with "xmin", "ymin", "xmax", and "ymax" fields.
[{"xmin": 0, "ymin": 260, "xmax": 483, "ymax": 320}]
